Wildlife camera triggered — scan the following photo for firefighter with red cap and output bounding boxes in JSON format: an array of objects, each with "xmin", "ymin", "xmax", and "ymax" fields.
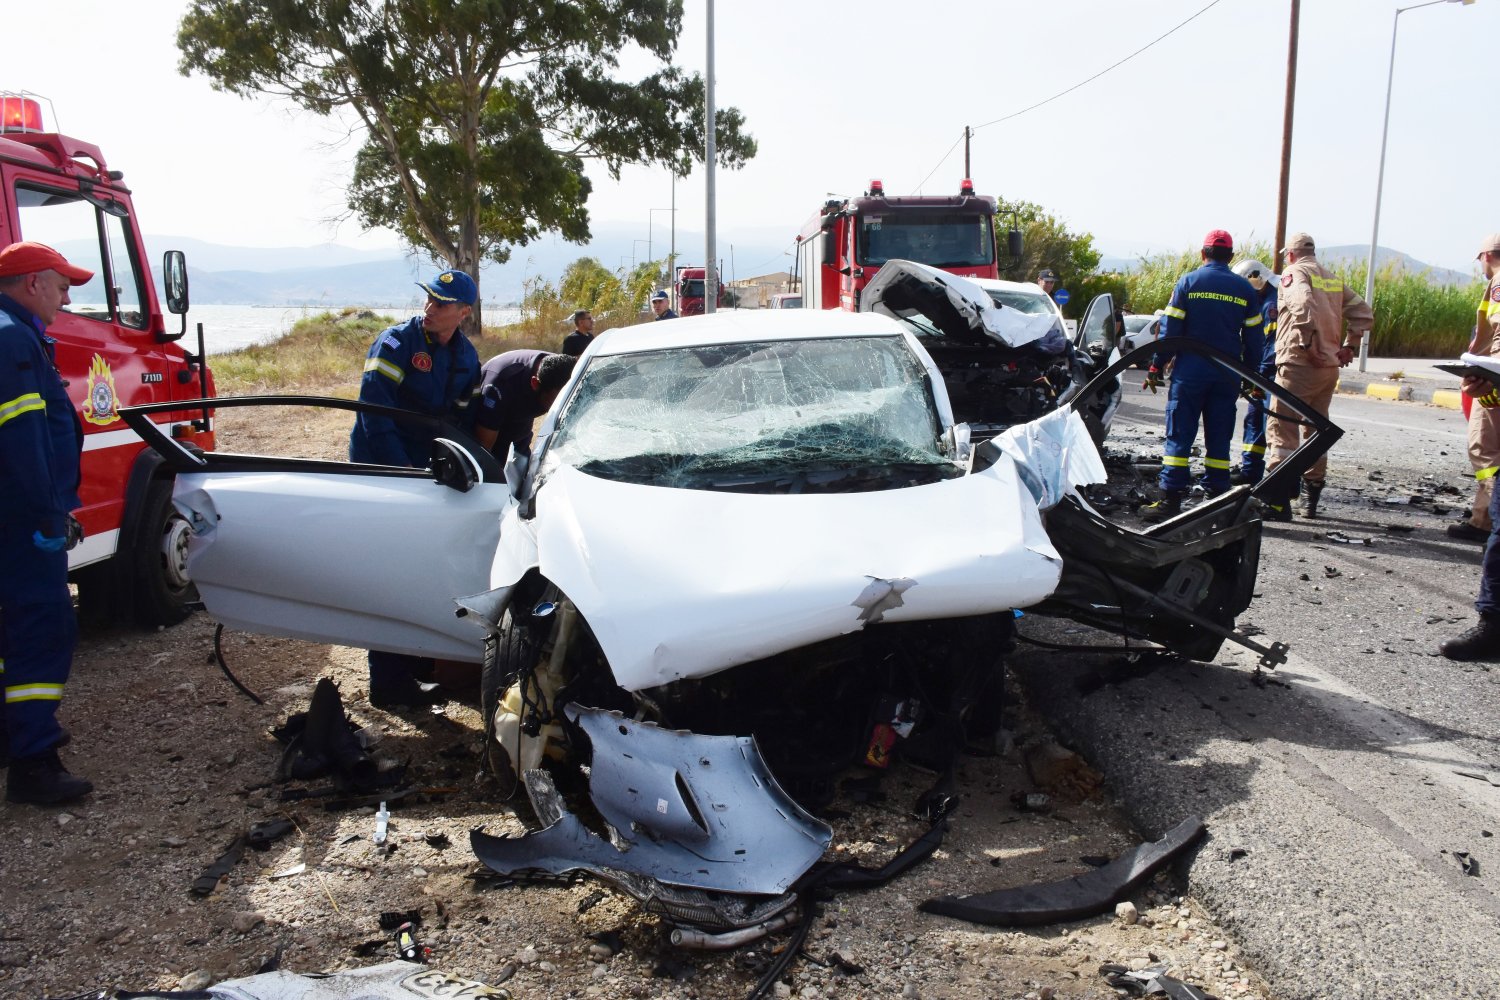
[
  {"xmin": 1138, "ymin": 230, "xmax": 1265, "ymax": 522},
  {"xmin": 0, "ymin": 241, "xmax": 94, "ymax": 804},
  {"xmin": 1260, "ymin": 232, "xmax": 1373, "ymax": 521}
]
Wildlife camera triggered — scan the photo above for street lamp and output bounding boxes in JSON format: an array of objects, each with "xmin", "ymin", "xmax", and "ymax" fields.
[
  {"xmin": 631, "ymin": 239, "xmax": 648, "ymax": 272},
  {"xmin": 1361, "ymin": 0, "xmax": 1475, "ymax": 372}
]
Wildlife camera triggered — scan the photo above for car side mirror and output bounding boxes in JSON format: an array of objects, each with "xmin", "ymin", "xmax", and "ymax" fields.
[{"xmin": 431, "ymin": 438, "xmax": 481, "ymax": 492}]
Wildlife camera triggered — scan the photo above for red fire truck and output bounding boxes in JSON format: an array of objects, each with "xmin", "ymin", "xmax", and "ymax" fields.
[
  {"xmin": 1, "ymin": 93, "xmax": 213, "ymax": 626},
  {"xmin": 674, "ymin": 265, "xmax": 726, "ymax": 316},
  {"xmin": 796, "ymin": 179, "xmax": 1004, "ymax": 311}
]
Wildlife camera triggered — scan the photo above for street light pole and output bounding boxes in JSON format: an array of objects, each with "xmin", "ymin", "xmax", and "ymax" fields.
[
  {"xmin": 1361, "ymin": 0, "xmax": 1475, "ymax": 372},
  {"xmin": 704, "ymin": 0, "xmax": 718, "ymax": 314}
]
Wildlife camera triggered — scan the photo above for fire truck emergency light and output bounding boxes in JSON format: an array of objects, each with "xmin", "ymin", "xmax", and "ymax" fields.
[
  {"xmin": 867, "ymin": 179, "xmax": 884, "ymax": 196},
  {"xmin": 0, "ymin": 96, "xmax": 43, "ymax": 133},
  {"xmin": 959, "ymin": 178, "xmax": 975, "ymax": 196}
]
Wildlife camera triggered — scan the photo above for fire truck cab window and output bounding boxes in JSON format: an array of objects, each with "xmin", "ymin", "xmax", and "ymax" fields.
[
  {"xmin": 13, "ymin": 182, "xmax": 142, "ymax": 328},
  {"xmin": 681, "ymin": 279, "xmax": 705, "ymax": 298},
  {"xmin": 858, "ymin": 213, "xmax": 995, "ymax": 269}
]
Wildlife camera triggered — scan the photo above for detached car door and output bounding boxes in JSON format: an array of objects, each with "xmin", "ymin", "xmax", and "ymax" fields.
[{"xmin": 121, "ymin": 397, "xmax": 508, "ymax": 662}]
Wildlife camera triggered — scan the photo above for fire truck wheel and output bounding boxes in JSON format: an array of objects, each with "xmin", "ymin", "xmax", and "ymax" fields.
[{"xmin": 132, "ymin": 478, "xmax": 198, "ymax": 627}]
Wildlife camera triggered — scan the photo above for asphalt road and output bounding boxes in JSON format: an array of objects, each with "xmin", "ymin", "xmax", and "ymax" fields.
[{"xmin": 1012, "ymin": 380, "xmax": 1500, "ymax": 999}]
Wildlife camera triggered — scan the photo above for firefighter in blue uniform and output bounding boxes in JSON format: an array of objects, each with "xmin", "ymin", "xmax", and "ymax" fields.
[
  {"xmin": 1139, "ymin": 231, "xmax": 1264, "ymax": 521},
  {"xmin": 349, "ymin": 268, "xmax": 482, "ymax": 708},
  {"xmin": 1230, "ymin": 258, "xmax": 1279, "ymax": 484},
  {"xmin": 0, "ymin": 242, "xmax": 94, "ymax": 804}
]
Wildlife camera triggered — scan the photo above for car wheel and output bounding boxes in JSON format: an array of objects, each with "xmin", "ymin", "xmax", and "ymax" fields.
[
  {"xmin": 480, "ymin": 607, "xmax": 546, "ymax": 789},
  {"xmin": 131, "ymin": 477, "xmax": 199, "ymax": 627}
]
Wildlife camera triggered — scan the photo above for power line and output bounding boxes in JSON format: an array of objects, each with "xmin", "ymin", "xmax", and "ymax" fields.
[
  {"xmin": 911, "ymin": 131, "xmax": 967, "ymax": 195},
  {"xmin": 973, "ymin": 0, "xmax": 1225, "ymax": 132}
]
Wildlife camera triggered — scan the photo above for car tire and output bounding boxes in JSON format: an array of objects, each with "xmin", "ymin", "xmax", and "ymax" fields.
[
  {"xmin": 480, "ymin": 608, "xmax": 545, "ymax": 789},
  {"xmin": 131, "ymin": 477, "xmax": 199, "ymax": 628}
]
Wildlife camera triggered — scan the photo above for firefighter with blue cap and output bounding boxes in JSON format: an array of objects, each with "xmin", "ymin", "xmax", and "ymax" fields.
[
  {"xmin": 1138, "ymin": 230, "xmax": 1265, "ymax": 522},
  {"xmin": 1229, "ymin": 258, "xmax": 1279, "ymax": 485},
  {"xmin": 349, "ymin": 267, "xmax": 482, "ymax": 708},
  {"xmin": 0, "ymin": 241, "xmax": 94, "ymax": 804}
]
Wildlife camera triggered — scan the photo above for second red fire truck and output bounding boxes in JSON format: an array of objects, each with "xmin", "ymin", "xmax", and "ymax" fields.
[{"xmin": 796, "ymin": 179, "xmax": 1005, "ymax": 311}]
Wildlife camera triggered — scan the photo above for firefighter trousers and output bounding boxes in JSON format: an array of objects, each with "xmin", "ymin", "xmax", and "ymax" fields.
[
  {"xmin": 1239, "ymin": 395, "xmax": 1268, "ymax": 479},
  {"xmin": 1467, "ymin": 404, "xmax": 1500, "ymax": 531},
  {"xmin": 1477, "ymin": 486, "xmax": 1500, "ymax": 617},
  {"xmin": 1159, "ymin": 379, "xmax": 1236, "ymax": 496},
  {"xmin": 1266, "ymin": 364, "xmax": 1340, "ymax": 486},
  {"xmin": 1, "ymin": 528, "xmax": 76, "ymax": 760}
]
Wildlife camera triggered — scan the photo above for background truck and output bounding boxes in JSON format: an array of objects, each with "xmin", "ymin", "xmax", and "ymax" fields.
[
  {"xmin": 674, "ymin": 265, "xmax": 726, "ymax": 316},
  {"xmin": 1, "ymin": 92, "xmax": 212, "ymax": 626},
  {"xmin": 795, "ymin": 178, "xmax": 1015, "ymax": 311}
]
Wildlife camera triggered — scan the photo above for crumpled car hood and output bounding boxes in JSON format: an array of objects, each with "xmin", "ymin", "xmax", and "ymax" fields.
[
  {"xmin": 861, "ymin": 259, "xmax": 1059, "ymax": 349},
  {"xmin": 503, "ymin": 447, "xmax": 1066, "ymax": 691}
]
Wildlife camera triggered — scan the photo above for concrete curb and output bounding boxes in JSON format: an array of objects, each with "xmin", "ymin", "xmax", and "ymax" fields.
[
  {"xmin": 1364, "ymin": 382, "xmax": 1413, "ymax": 401},
  {"xmin": 1432, "ymin": 388, "xmax": 1464, "ymax": 410}
]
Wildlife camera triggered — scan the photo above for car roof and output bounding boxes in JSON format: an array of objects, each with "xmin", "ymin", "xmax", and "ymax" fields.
[{"xmin": 589, "ymin": 308, "xmax": 906, "ymax": 356}]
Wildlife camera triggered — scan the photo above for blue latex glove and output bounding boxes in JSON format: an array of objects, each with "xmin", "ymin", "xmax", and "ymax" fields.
[{"xmin": 33, "ymin": 530, "xmax": 67, "ymax": 553}]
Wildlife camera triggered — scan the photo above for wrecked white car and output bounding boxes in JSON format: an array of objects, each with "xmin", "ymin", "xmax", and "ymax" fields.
[
  {"xmin": 861, "ymin": 260, "xmax": 1124, "ymax": 443},
  {"xmin": 121, "ymin": 307, "xmax": 1336, "ymax": 944}
]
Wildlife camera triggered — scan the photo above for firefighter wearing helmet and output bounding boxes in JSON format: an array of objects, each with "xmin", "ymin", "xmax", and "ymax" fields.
[
  {"xmin": 1138, "ymin": 230, "xmax": 1265, "ymax": 523},
  {"xmin": 1229, "ymin": 258, "xmax": 1280, "ymax": 485}
]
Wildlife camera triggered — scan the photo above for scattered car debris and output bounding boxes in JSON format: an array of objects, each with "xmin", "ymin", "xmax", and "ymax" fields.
[
  {"xmin": 1100, "ymin": 962, "xmax": 1218, "ymax": 999},
  {"xmin": 1325, "ymin": 531, "xmax": 1374, "ymax": 546},
  {"xmin": 918, "ymin": 816, "xmax": 1205, "ymax": 926},
  {"xmin": 64, "ymin": 960, "xmax": 511, "ymax": 1000},
  {"xmin": 1453, "ymin": 851, "xmax": 1481, "ymax": 878},
  {"xmin": 273, "ymin": 678, "xmax": 380, "ymax": 790},
  {"xmin": 191, "ymin": 834, "xmax": 248, "ymax": 897}
]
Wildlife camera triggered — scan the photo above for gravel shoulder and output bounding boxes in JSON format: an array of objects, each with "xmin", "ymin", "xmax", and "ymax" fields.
[{"xmin": 0, "ymin": 404, "xmax": 1276, "ymax": 1000}]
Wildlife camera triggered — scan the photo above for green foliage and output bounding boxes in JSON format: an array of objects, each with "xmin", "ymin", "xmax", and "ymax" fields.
[
  {"xmin": 177, "ymin": 0, "xmax": 757, "ymax": 323},
  {"xmin": 213, "ymin": 308, "xmax": 393, "ymax": 393},
  {"xmin": 1123, "ymin": 240, "xmax": 1482, "ymax": 356},
  {"xmin": 215, "ymin": 306, "xmax": 556, "ymax": 394},
  {"xmin": 995, "ymin": 199, "xmax": 1102, "ymax": 317}
]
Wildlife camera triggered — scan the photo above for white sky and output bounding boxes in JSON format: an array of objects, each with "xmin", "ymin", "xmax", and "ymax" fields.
[{"xmin": 7, "ymin": 0, "xmax": 1496, "ymax": 271}]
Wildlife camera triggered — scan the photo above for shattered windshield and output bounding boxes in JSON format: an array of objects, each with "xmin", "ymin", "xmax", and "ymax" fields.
[
  {"xmin": 985, "ymin": 288, "xmax": 1056, "ymax": 315},
  {"xmin": 544, "ymin": 336, "xmax": 959, "ymax": 494}
]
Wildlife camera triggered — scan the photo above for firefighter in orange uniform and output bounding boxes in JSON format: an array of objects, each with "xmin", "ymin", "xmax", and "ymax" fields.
[
  {"xmin": 1450, "ymin": 234, "xmax": 1500, "ymax": 543},
  {"xmin": 1260, "ymin": 233, "xmax": 1373, "ymax": 521}
]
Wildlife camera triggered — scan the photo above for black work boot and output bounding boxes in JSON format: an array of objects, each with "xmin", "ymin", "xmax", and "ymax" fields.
[
  {"xmin": 6, "ymin": 748, "xmax": 93, "ymax": 805},
  {"xmin": 1138, "ymin": 492, "xmax": 1185, "ymax": 523},
  {"xmin": 1302, "ymin": 481, "xmax": 1324, "ymax": 519},
  {"xmin": 1441, "ymin": 615, "xmax": 1500, "ymax": 662}
]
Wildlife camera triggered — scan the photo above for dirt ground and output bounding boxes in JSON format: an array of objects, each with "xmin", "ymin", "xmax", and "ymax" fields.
[{"xmin": 0, "ymin": 407, "xmax": 1275, "ymax": 1000}]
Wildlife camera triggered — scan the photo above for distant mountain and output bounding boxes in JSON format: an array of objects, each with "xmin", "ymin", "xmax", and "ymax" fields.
[
  {"xmin": 1318, "ymin": 245, "xmax": 1475, "ymax": 286},
  {"xmin": 119, "ymin": 222, "xmax": 793, "ymax": 306}
]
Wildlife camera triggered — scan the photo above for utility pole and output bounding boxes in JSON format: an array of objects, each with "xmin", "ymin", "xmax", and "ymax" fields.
[
  {"xmin": 1274, "ymin": 0, "xmax": 1300, "ymax": 267},
  {"xmin": 704, "ymin": 0, "xmax": 718, "ymax": 314}
]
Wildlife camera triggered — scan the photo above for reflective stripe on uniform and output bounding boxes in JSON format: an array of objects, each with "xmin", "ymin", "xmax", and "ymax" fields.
[
  {"xmin": 1242, "ymin": 443, "xmax": 1267, "ymax": 456},
  {"xmin": 364, "ymin": 358, "xmax": 405, "ymax": 383},
  {"xmin": 1478, "ymin": 466, "xmax": 1500, "ymax": 482},
  {"xmin": 1265, "ymin": 320, "xmax": 1277, "ymax": 333},
  {"xmin": 1243, "ymin": 314, "xmax": 1263, "ymax": 327},
  {"xmin": 1161, "ymin": 455, "xmax": 1190, "ymax": 467},
  {"xmin": 1162, "ymin": 306, "xmax": 1187, "ymax": 319},
  {"xmin": 1309, "ymin": 275, "xmax": 1343, "ymax": 293},
  {"xmin": 0, "ymin": 391, "xmax": 44, "ymax": 427},
  {"xmin": 1204, "ymin": 457, "xmax": 1231, "ymax": 470},
  {"xmin": 5, "ymin": 682, "xmax": 63, "ymax": 703}
]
